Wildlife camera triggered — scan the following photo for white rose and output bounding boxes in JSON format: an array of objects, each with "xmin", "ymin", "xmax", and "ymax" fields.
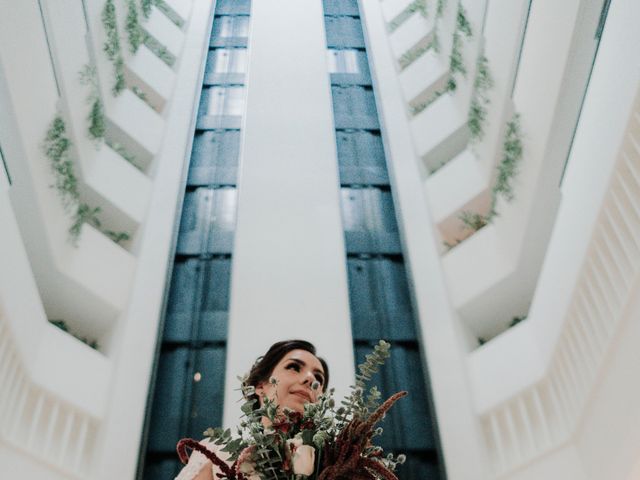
[{"xmin": 286, "ymin": 437, "xmax": 315, "ymax": 476}]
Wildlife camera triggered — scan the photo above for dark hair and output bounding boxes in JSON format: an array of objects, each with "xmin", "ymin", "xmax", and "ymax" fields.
[{"xmin": 244, "ymin": 340, "xmax": 329, "ymax": 409}]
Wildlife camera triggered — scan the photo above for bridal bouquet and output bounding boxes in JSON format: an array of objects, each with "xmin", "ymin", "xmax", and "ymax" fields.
[{"xmin": 176, "ymin": 340, "xmax": 407, "ymax": 480}]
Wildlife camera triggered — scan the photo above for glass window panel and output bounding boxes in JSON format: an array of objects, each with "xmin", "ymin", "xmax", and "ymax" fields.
[
  {"xmin": 327, "ymin": 49, "xmax": 360, "ymax": 74},
  {"xmin": 234, "ymin": 16, "xmax": 250, "ymax": 37},
  {"xmin": 327, "ymin": 50, "xmax": 340, "ymax": 73},
  {"xmin": 204, "ymin": 87, "xmax": 245, "ymax": 116},
  {"xmin": 224, "ymin": 86, "xmax": 245, "ymax": 115},
  {"xmin": 210, "ymin": 49, "xmax": 231, "ymax": 73},
  {"xmin": 216, "ymin": 16, "xmax": 234, "ymax": 37},
  {"xmin": 207, "ymin": 87, "xmax": 226, "ymax": 116},
  {"xmin": 212, "ymin": 188, "xmax": 238, "ymax": 231},
  {"xmin": 230, "ymin": 49, "xmax": 248, "ymax": 73},
  {"xmin": 341, "ymin": 50, "xmax": 359, "ymax": 73}
]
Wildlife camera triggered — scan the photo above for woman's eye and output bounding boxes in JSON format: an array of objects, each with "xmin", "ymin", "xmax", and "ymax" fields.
[
  {"xmin": 286, "ymin": 363, "xmax": 301, "ymax": 372},
  {"xmin": 315, "ymin": 375, "xmax": 324, "ymax": 385}
]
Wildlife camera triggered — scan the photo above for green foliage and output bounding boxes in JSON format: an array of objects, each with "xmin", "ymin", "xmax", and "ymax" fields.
[
  {"xmin": 336, "ymin": 340, "xmax": 391, "ymax": 427},
  {"xmin": 70, "ymin": 203, "xmax": 102, "ymax": 239},
  {"xmin": 153, "ymin": 0, "xmax": 185, "ymax": 28},
  {"xmin": 468, "ymin": 55, "xmax": 494, "ymax": 141},
  {"xmin": 50, "ymin": 320, "xmax": 99, "ymax": 350},
  {"xmin": 410, "ymin": 79, "xmax": 456, "ymax": 116},
  {"xmin": 43, "ymin": 115, "xmax": 131, "ymax": 245},
  {"xmin": 449, "ymin": 32, "xmax": 466, "ymax": 77},
  {"xmin": 458, "ymin": 210, "xmax": 489, "ymax": 232},
  {"xmin": 102, "ymin": 0, "xmax": 126, "ymax": 95},
  {"xmin": 126, "ymin": 0, "xmax": 143, "ymax": 54},
  {"xmin": 141, "ymin": 0, "xmax": 153, "ymax": 18},
  {"xmin": 493, "ymin": 113, "xmax": 524, "ymax": 206},
  {"xmin": 410, "ymin": 4, "xmax": 473, "ymax": 117},
  {"xmin": 436, "ymin": 0, "xmax": 446, "ymax": 17},
  {"xmin": 388, "ymin": 0, "xmax": 428, "ymax": 32},
  {"xmin": 444, "ymin": 113, "xmax": 525, "ymax": 253},
  {"xmin": 509, "ymin": 315, "xmax": 527, "ymax": 328},
  {"xmin": 43, "ymin": 115, "xmax": 78, "ymax": 209},
  {"xmin": 105, "ymin": 139, "xmax": 141, "ymax": 170},
  {"xmin": 143, "ymin": 32, "xmax": 176, "ymax": 67},
  {"xmin": 456, "ymin": 4, "xmax": 473, "ymax": 38},
  {"xmin": 79, "ymin": 65, "xmax": 106, "ymax": 143},
  {"xmin": 398, "ymin": 39, "xmax": 433, "ymax": 70},
  {"xmin": 449, "ymin": 6, "xmax": 472, "ymax": 78}
]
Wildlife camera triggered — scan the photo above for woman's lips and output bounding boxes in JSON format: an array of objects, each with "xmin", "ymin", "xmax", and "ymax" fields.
[{"xmin": 291, "ymin": 390, "xmax": 312, "ymax": 402}]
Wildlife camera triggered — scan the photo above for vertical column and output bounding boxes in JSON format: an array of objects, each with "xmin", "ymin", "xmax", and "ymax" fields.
[{"xmin": 224, "ymin": 0, "xmax": 355, "ymax": 426}]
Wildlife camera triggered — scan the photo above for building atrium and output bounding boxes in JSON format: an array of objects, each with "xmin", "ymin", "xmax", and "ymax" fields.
[{"xmin": 0, "ymin": 0, "xmax": 638, "ymax": 479}]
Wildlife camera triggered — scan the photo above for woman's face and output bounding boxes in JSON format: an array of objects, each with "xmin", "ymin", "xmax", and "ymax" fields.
[{"xmin": 255, "ymin": 349, "xmax": 326, "ymax": 413}]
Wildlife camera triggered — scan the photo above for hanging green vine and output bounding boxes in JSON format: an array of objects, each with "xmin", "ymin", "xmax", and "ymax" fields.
[
  {"xmin": 449, "ymin": 5, "xmax": 472, "ymax": 77},
  {"xmin": 141, "ymin": 0, "xmax": 153, "ymax": 18},
  {"xmin": 468, "ymin": 55, "xmax": 494, "ymax": 142},
  {"xmin": 153, "ymin": 0, "xmax": 184, "ymax": 28},
  {"xmin": 50, "ymin": 320, "xmax": 99, "ymax": 350},
  {"xmin": 436, "ymin": 0, "xmax": 447, "ymax": 17},
  {"xmin": 143, "ymin": 32, "xmax": 176, "ymax": 67},
  {"xmin": 42, "ymin": 114, "xmax": 130, "ymax": 245},
  {"xmin": 102, "ymin": 0, "xmax": 126, "ymax": 95},
  {"xmin": 105, "ymin": 139, "xmax": 141, "ymax": 170},
  {"xmin": 447, "ymin": 113, "xmax": 525, "ymax": 248},
  {"xmin": 79, "ymin": 65, "xmax": 105, "ymax": 144},
  {"xmin": 388, "ymin": 0, "xmax": 428, "ymax": 32},
  {"xmin": 399, "ymin": 39, "xmax": 433, "ymax": 70},
  {"xmin": 126, "ymin": 0, "xmax": 143, "ymax": 53},
  {"xmin": 410, "ymin": 78, "xmax": 456, "ymax": 116},
  {"xmin": 493, "ymin": 113, "xmax": 523, "ymax": 206},
  {"xmin": 410, "ymin": 3, "xmax": 472, "ymax": 116},
  {"xmin": 44, "ymin": 115, "xmax": 78, "ymax": 210}
]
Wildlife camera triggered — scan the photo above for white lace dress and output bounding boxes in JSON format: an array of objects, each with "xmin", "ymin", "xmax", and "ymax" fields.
[{"xmin": 174, "ymin": 439, "xmax": 229, "ymax": 480}]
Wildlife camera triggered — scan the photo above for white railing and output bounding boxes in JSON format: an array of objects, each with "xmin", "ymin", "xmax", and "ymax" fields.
[
  {"xmin": 480, "ymin": 93, "xmax": 640, "ymax": 476},
  {"xmin": 0, "ymin": 319, "xmax": 96, "ymax": 478}
]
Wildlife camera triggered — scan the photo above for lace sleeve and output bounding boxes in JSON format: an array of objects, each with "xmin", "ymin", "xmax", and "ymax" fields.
[{"xmin": 174, "ymin": 439, "xmax": 217, "ymax": 480}]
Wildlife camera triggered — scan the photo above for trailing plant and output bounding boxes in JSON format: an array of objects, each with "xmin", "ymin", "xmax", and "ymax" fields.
[
  {"xmin": 126, "ymin": 0, "xmax": 143, "ymax": 54},
  {"xmin": 458, "ymin": 210, "xmax": 489, "ymax": 232},
  {"xmin": 509, "ymin": 315, "xmax": 527, "ymax": 328},
  {"xmin": 79, "ymin": 64, "xmax": 106, "ymax": 144},
  {"xmin": 436, "ymin": 0, "xmax": 446, "ymax": 17},
  {"xmin": 449, "ymin": 5, "xmax": 472, "ymax": 78},
  {"xmin": 44, "ymin": 115, "xmax": 78, "ymax": 210},
  {"xmin": 43, "ymin": 114, "xmax": 131, "ymax": 245},
  {"xmin": 388, "ymin": 0, "xmax": 428, "ymax": 32},
  {"xmin": 456, "ymin": 4, "xmax": 473, "ymax": 37},
  {"xmin": 153, "ymin": 0, "xmax": 184, "ymax": 28},
  {"xmin": 143, "ymin": 32, "xmax": 176, "ymax": 67},
  {"xmin": 102, "ymin": 0, "xmax": 126, "ymax": 95},
  {"xmin": 492, "ymin": 113, "xmax": 523, "ymax": 207},
  {"xmin": 50, "ymin": 320, "xmax": 99, "ymax": 350},
  {"xmin": 468, "ymin": 55, "xmax": 493, "ymax": 142},
  {"xmin": 444, "ymin": 112, "xmax": 525, "ymax": 251},
  {"xmin": 410, "ymin": 77, "xmax": 456, "ymax": 116},
  {"xmin": 141, "ymin": 0, "xmax": 153, "ymax": 18},
  {"xmin": 70, "ymin": 203, "xmax": 102, "ymax": 240},
  {"xmin": 105, "ymin": 139, "xmax": 141, "ymax": 170},
  {"xmin": 410, "ymin": 4, "xmax": 472, "ymax": 117}
]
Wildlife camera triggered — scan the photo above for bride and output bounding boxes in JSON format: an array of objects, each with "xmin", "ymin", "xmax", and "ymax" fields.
[{"xmin": 175, "ymin": 340, "xmax": 329, "ymax": 480}]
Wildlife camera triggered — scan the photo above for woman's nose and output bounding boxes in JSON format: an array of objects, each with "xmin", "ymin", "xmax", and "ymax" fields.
[{"xmin": 301, "ymin": 370, "xmax": 314, "ymax": 385}]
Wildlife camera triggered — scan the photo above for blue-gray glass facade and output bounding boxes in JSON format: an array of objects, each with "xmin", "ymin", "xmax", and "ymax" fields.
[
  {"xmin": 323, "ymin": 0, "xmax": 444, "ymax": 477},
  {"xmin": 138, "ymin": 0, "xmax": 248, "ymax": 477}
]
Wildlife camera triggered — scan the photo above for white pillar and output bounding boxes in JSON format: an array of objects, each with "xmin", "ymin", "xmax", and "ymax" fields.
[{"xmin": 224, "ymin": 0, "xmax": 355, "ymax": 427}]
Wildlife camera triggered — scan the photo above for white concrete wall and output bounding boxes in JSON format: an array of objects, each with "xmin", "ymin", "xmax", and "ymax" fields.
[
  {"xmin": 223, "ymin": 0, "xmax": 355, "ymax": 428},
  {"xmin": 360, "ymin": 1, "xmax": 492, "ymax": 479},
  {"xmin": 0, "ymin": 0, "xmax": 210, "ymax": 478}
]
